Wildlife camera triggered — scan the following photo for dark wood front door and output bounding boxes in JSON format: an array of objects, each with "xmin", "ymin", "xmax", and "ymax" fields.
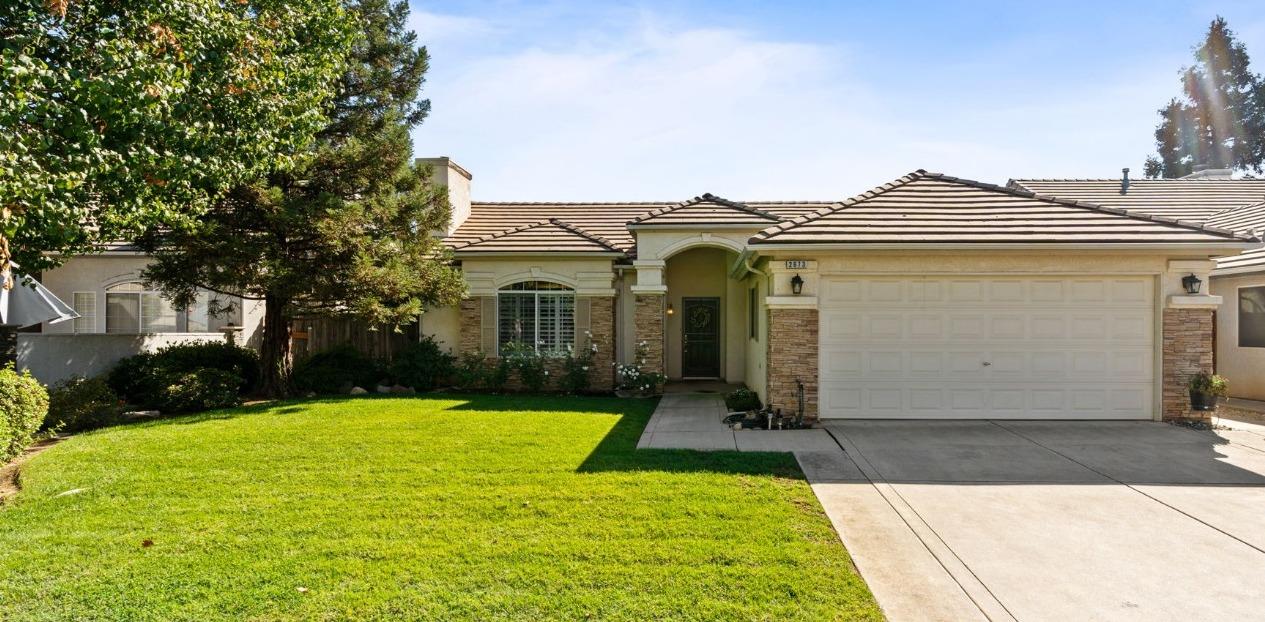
[{"xmin": 681, "ymin": 297, "xmax": 721, "ymax": 378}]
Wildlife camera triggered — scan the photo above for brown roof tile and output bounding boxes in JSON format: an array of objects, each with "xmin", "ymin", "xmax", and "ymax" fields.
[
  {"xmin": 751, "ymin": 171, "xmax": 1254, "ymax": 246},
  {"xmin": 1009, "ymin": 178, "xmax": 1265, "ymax": 222},
  {"xmin": 452, "ymin": 219, "xmax": 624, "ymax": 255},
  {"xmin": 629, "ymin": 193, "xmax": 781, "ymax": 226}
]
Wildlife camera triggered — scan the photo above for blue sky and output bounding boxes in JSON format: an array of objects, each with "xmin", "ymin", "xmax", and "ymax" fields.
[{"xmin": 407, "ymin": 1, "xmax": 1265, "ymax": 200}]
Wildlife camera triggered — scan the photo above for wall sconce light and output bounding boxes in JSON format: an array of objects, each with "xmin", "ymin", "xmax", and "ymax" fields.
[
  {"xmin": 791, "ymin": 273, "xmax": 804, "ymax": 295},
  {"xmin": 666, "ymin": 302, "xmax": 674, "ymax": 315},
  {"xmin": 1182, "ymin": 273, "xmax": 1203, "ymax": 295}
]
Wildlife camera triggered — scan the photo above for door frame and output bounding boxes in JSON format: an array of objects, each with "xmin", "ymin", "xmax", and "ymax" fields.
[{"xmin": 680, "ymin": 296, "xmax": 722, "ymax": 379}]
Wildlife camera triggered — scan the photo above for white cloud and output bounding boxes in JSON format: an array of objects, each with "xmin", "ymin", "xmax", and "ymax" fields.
[{"xmin": 409, "ymin": 10, "xmax": 1210, "ymax": 201}]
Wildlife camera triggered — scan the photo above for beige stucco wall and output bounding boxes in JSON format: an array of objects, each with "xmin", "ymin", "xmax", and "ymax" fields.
[
  {"xmin": 38, "ymin": 254, "xmax": 265, "ymax": 347},
  {"xmin": 663, "ymin": 247, "xmax": 736, "ymax": 379},
  {"xmin": 1211, "ymin": 273, "xmax": 1265, "ymax": 400},
  {"xmin": 419, "ymin": 303, "xmax": 461, "ymax": 354},
  {"xmin": 615, "ymin": 271, "xmax": 636, "ymax": 364},
  {"xmin": 459, "ymin": 256, "xmax": 616, "ymax": 296},
  {"xmin": 744, "ymin": 269, "xmax": 770, "ymax": 401}
]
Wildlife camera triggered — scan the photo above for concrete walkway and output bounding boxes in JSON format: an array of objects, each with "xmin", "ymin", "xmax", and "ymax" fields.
[{"xmin": 638, "ymin": 395, "xmax": 1265, "ymax": 621}]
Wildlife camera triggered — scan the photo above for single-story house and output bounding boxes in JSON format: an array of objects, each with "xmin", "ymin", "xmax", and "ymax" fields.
[
  {"xmin": 419, "ymin": 158, "xmax": 1258, "ymax": 422},
  {"xmin": 24, "ymin": 158, "xmax": 1261, "ymax": 422},
  {"xmin": 1011, "ymin": 170, "xmax": 1265, "ymax": 402}
]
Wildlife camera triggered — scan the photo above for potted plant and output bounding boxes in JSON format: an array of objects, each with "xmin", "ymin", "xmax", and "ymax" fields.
[{"xmin": 1188, "ymin": 371, "xmax": 1228, "ymax": 411}]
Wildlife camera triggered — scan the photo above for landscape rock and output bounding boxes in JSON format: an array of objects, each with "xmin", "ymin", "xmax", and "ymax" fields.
[
  {"xmin": 390, "ymin": 385, "xmax": 416, "ymax": 395},
  {"xmin": 375, "ymin": 385, "xmax": 392, "ymax": 394},
  {"xmin": 349, "ymin": 386, "xmax": 368, "ymax": 395}
]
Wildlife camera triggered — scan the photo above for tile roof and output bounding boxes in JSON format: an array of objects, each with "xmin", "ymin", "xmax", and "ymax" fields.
[
  {"xmin": 1008, "ymin": 179, "xmax": 1265, "ymax": 222},
  {"xmin": 1215, "ymin": 246, "xmax": 1265, "ymax": 273},
  {"xmin": 629, "ymin": 193, "xmax": 780, "ymax": 226},
  {"xmin": 751, "ymin": 171, "xmax": 1255, "ymax": 246},
  {"xmin": 446, "ymin": 201, "xmax": 828, "ymax": 254},
  {"xmin": 452, "ymin": 218, "xmax": 624, "ymax": 254},
  {"xmin": 1207, "ymin": 200, "xmax": 1265, "ymax": 235}
]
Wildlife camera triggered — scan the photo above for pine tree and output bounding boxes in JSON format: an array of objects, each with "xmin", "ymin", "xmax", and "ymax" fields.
[
  {"xmin": 139, "ymin": 0, "xmax": 464, "ymax": 396},
  {"xmin": 1145, "ymin": 17, "xmax": 1265, "ymax": 178}
]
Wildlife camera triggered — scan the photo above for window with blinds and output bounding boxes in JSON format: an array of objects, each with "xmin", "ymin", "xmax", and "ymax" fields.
[
  {"xmin": 105, "ymin": 282, "xmax": 177, "ymax": 333},
  {"xmin": 72, "ymin": 292, "xmax": 96, "ymax": 333},
  {"xmin": 497, "ymin": 281, "xmax": 575, "ymax": 355}
]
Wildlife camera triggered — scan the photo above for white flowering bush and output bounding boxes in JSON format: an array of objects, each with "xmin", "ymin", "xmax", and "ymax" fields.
[
  {"xmin": 503, "ymin": 341, "xmax": 549, "ymax": 392},
  {"xmin": 560, "ymin": 331, "xmax": 597, "ymax": 394},
  {"xmin": 614, "ymin": 341, "xmax": 666, "ymax": 395}
]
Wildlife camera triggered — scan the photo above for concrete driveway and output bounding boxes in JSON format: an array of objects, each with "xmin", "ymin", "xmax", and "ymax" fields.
[{"xmin": 810, "ymin": 420, "xmax": 1265, "ymax": 622}]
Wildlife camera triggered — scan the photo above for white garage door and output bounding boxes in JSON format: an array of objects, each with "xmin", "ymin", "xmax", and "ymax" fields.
[{"xmin": 819, "ymin": 276, "xmax": 1155, "ymax": 420}]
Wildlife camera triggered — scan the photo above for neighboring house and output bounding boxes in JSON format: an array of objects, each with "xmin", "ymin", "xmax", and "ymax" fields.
[
  {"xmin": 1012, "ymin": 171, "xmax": 1265, "ymax": 402},
  {"xmin": 419, "ymin": 158, "xmax": 1255, "ymax": 422},
  {"xmin": 21, "ymin": 242, "xmax": 264, "ymax": 385}
]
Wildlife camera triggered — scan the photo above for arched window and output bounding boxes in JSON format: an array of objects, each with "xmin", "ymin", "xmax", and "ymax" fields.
[
  {"xmin": 497, "ymin": 281, "xmax": 574, "ymax": 355},
  {"xmin": 105, "ymin": 282, "xmax": 177, "ymax": 333}
]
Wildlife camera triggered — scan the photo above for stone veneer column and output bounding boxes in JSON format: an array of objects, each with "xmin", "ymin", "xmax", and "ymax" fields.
[
  {"xmin": 766, "ymin": 307, "xmax": 819, "ymax": 422},
  {"xmin": 587, "ymin": 296, "xmax": 616, "ymax": 390},
  {"xmin": 458, "ymin": 297, "xmax": 483, "ymax": 354},
  {"xmin": 1162, "ymin": 307, "xmax": 1215, "ymax": 422},
  {"xmin": 633, "ymin": 294, "xmax": 665, "ymax": 376}
]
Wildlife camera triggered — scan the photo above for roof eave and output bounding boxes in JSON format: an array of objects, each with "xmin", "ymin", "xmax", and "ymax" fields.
[
  {"xmin": 627, "ymin": 222, "xmax": 776, "ymax": 230},
  {"xmin": 746, "ymin": 241, "xmax": 1257, "ymax": 253},
  {"xmin": 452, "ymin": 250, "xmax": 627, "ymax": 258}
]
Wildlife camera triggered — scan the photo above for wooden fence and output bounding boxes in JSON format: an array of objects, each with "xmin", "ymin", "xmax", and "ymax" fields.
[{"xmin": 290, "ymin": 316, "xmax": 419, "ymax": 360}]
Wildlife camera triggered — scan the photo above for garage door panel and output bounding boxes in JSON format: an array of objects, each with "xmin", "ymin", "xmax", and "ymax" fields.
[{"xmin": 819, "ymin": 275, "xmax": 1155, "ymax": 420}]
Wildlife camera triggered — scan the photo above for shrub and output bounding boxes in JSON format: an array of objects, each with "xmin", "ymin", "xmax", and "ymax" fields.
[
  {"xmin": 148, "ymin": 341, "xmax": 260, "ymax": 393},
  {"xmin": 108, "ymin": 341, "xmax": 259, "ymax": 407},
  {"xmin": 0, "ymin": 366, "xmax": 49, "ymax": 463},
  {"xmin": 724, "ymin": 387, "xmax": 761, "ymax": 412},
  {"xmin": 1188, "ymin": 371, "xmax": 1229, "ymax": 397},
  {"xmin": 614, "ymin": 341, "xmax": 666, "ymax": 395},
  {"xmin": 559, "ymin": 332, "xmax": 597, "ymax": 394},
  {"xmin": 486, "ymin": 356, "xmax": 511, "ymax": 393},
  {"xmin": 157, "ymin": 368, "xmax": 243, "ymax": 412},
  {"xmin": 504, "ymin": 341, "xmax": 548, "ymax": 392},
  {"xmin": 292, "ymin": 344, "xmax": 387, "ymax": 394},
  {"xmin": 390, "ymin": 337, "xmax": 455, "ymax": 391},
  {"xmin": 44, "ymin": 377, "xmax": 124, "ymax": 434},
  {"xmin": 454, "ymin": 351, "xmax": 486, "ymax": 390},
  {"xmin": 106, "ymin": 352, "xmax": 161, "ymax": 406}
]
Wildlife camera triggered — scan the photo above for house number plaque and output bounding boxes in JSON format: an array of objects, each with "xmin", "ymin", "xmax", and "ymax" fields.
[{"xmin": 785, "ymin": 260, "xmax": 808, "ymax": 269}]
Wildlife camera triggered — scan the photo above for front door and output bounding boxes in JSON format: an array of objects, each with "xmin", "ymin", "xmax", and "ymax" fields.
[{"xmin": 681, "ymin": 297, "xmax": 721, "ymax": 378}]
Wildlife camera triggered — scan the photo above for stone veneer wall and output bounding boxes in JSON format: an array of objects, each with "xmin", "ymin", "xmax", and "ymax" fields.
[
  {"xmin": 766, "ymin": 307, "xmax": 818, "ymax": 422},
  {"xmin": 1162, "ymin": 308, "xmax": 1215, "ymax": 422},
  {"xmin": 586, "ymin": 296, "xmax": 615, "ymax": 390},
  {"xmin": 633, "ymin": 294, "xmax": 665, "ymax": 376}
]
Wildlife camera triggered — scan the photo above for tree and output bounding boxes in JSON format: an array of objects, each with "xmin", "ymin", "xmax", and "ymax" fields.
[
  {"xmin": 1145, "ymin": 17, "xmax": 1265, "ymax": 178},
  {"xmin": 0, "ymin": 0, "xmax": 355, "ymax": 275},
  {"xmin": 139, "ymin": 0, "xmax": 465, "ymax": 397}
]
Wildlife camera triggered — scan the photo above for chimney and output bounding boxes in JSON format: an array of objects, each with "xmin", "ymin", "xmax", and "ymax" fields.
[
  {"xmin": 1181, "ymin": 166, "xmax": 1234, "ymax": 180},
  {"xmin": 416, "ymin": 157, "xmax": 472, "ymax": 236},
  {"xmin": 1120, "ymin": 168, "xmax": 1130, "ymax": 194}
]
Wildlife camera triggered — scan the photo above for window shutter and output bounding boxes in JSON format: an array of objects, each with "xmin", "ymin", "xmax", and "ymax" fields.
[
  {"xmin": 575, "ymin": 297, "xmax": 591, "ymax": 345},
  {"xmin": 480, "ymin": 296, "xmax": 497, "ymax": 354}
]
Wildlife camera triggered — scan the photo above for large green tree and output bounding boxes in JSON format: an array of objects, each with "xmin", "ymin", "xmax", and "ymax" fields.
[
  {"xmin": 0, "ymin": 0, "xmax": 354, "ymax": 276},
  {"xmin": 1145, "ymin": 17, "xmax": 1265, "ymax": 178},
  {"xmin": 139, "ymin": 0, "xmax": 465, "ymax": 396}
]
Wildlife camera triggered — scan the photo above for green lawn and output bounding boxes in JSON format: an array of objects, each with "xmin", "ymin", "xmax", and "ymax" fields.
[{"xmin": 0, "ymin": 395, "xmax": 879, "ymax": 621}]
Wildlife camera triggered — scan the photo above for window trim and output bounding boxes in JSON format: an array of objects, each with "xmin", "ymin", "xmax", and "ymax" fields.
[
  {"xmin": 496, "ymin": 281, "xmax": 575, "ymax": 356},
  {"xmin": 748, "ymin": 286, "xmax": 758, "ymax": 340},
  {"xmin": 1239, "ymin": 285, "xmax": 1265, "ymax": 348}
]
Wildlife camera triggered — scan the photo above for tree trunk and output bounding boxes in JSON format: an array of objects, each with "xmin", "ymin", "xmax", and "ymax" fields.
[{"xmin": 260, "ymin": 295, "xmax": 293, "ymax": 398}]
